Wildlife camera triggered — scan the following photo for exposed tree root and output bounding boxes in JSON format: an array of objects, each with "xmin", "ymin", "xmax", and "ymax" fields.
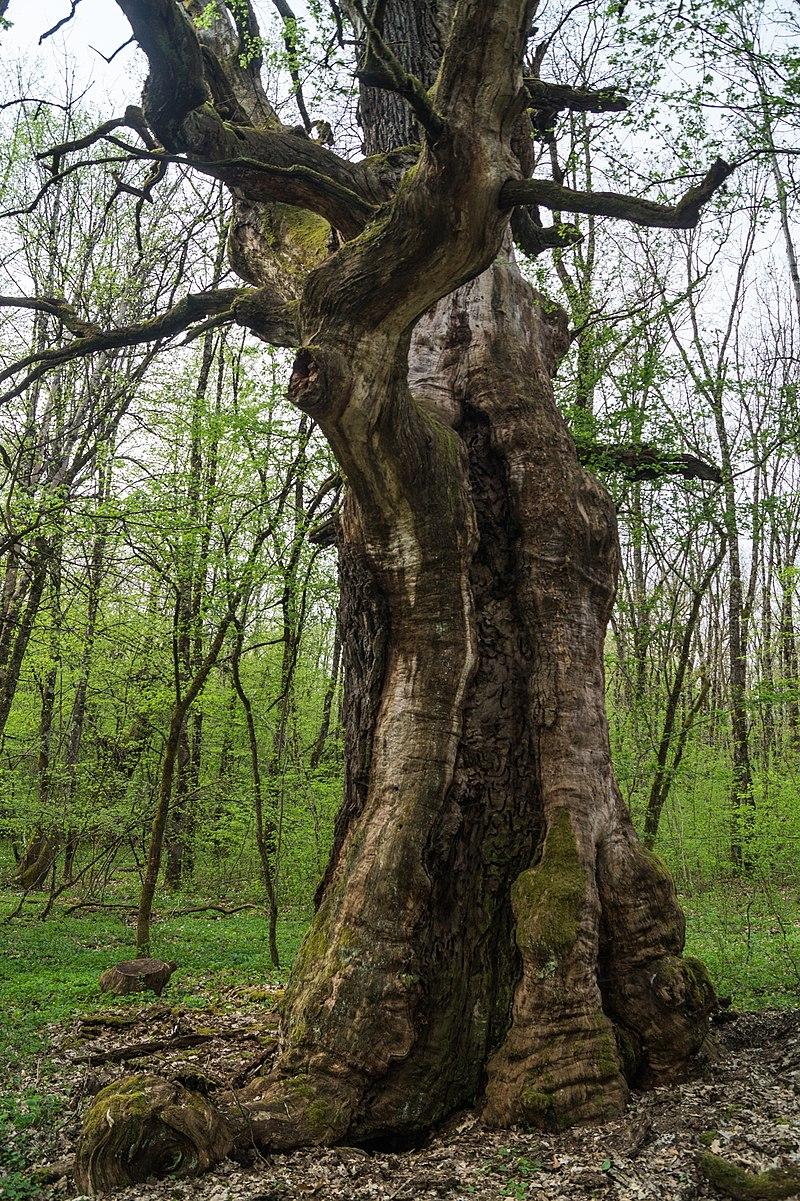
[
  {"xmin": 699, "ymin": 1151, "xmax": 800, "ymax": 1200},
  {"xmin": 74, "ymin": 1075, "xmax": 233, "ymax": 1193}
]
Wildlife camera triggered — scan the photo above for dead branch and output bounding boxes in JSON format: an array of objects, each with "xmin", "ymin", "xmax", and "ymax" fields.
[
  {"xmin": 525, "ymin": 79, "xmax": 628, "ymax": 114},
  {"xmin": 73, "ymin": 1032, "xmax": 216, "ymax": 1065},
  {"xmin": 578, "ymin": 441, "xmax": 723, "ymax": 484},
  {"xmin": 39, "ymin": 0, "xmax": 83, "ymax": 43},
  {"xmin": 501, "ymin": 158, "xmax": 735, "ymax": 229},
  {"xmin": 37, "ymin": 105, "xmax": 158, "ymax": 175}
]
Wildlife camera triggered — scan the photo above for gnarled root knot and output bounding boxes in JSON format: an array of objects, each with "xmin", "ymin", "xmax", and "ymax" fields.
[{"xmin": 74, "ymin": 1074, "xmax": 233, "ymax": 1193}]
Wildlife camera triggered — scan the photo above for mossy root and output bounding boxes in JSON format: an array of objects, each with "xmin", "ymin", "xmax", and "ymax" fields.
[
  {"xmin": 699, "ymin": 1151, "xmax": 800, "ymax": 1200},
  {"xmin": 74, "ymin": 1074, "xmax": 233, "ymax": 1193}
]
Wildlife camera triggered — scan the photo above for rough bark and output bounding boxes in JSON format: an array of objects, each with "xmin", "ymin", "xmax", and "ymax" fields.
[{"xmin": 72, "ymin": 0, "xmax": 726, "ymax": 1185}]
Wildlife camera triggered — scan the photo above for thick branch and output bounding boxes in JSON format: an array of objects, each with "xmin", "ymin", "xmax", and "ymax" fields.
[
  {"xmin": 37, "ymin": 106, "xmax": 157, "ymax": 177},
  {"xmin": 436, "ymin": 0, "xmax": 531, "ymax": 128},
  {"xmin": 524, "ymin": 80, "xmax": 628, "ymax": 115},
  {"xmin": 113, "ymin": 1, "xmax": 400, "ymax": 236},
  {"xmin": 501, "ymin": 158, "xmax": 735, "ymax": 229},
  {"xmin": 578, "ymin": 441, "xmax": 722, "ymax": 483},
  {"xmin": 0, "ymin": 286, "xmax": 297, "ymax": 403},
  {"xmin": 511, "ymin": 206, "xmax": 582, "ymax": 257},
  {"xmin": 184, "ymin": 0, "xmax": 277, "ymax": 129},
  {"xmin": 114, "ymin": 0, "xmax": 209, "ymax": 145},
  {"xmin": 0, "ymin": 295, "xmax": 100, "ymax": 339}
]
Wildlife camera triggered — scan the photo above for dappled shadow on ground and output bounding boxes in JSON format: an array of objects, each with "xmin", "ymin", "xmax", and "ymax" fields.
[{"xmin": 17, "ymin": 1002, "xmax": 800, "ymax": 1200}]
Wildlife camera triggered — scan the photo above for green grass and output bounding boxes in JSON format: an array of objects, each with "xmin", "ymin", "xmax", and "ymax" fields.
[
  {"xmin": 3, "ymin": 882, "xmax": 800, "ymax": 1071},
  {"xmin": 682, "ymin": 884, "xmax": 800, "ymax": 1010},
  {"xmin": 0, "ymin": 892, "xmax": 308, "ymax": 1073}
]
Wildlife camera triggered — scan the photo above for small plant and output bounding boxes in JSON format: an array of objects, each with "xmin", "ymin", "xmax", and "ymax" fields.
[
  {"xmin": 0, "ymin": 1091, "xmax": 62, "ymax": 1201},
  {"xmin": 484, "ymin": 1148, "xmax": 544, "ymax": 1197}
]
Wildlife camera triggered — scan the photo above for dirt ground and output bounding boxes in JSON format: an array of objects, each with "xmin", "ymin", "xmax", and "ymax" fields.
[{"xmin": 16, "ymin": 995, "xmax": 800, "ymax": 1200}]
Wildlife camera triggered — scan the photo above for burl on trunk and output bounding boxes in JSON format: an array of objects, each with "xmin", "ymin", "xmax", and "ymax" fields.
[{"xmin": 71, "ymin": 0, "xmax": 730, "ymax": 1189}]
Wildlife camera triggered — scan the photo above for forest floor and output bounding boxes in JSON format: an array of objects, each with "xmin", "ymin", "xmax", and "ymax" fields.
[{"xmin": 2, "ymin": 884, "xmax": 800, "ymax": 1200}]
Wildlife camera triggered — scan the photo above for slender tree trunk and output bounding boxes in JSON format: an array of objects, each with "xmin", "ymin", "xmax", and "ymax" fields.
[
  {"xmin": 137, "ymin": 605, "xmax": 242, "ymax": 953},
  {"xmin": 231, "ymin": 619, "xmax": 280, "ymax": 967},
  {"xmin": 644, "ymin": 539, "xmax": 726, "ymax": 846},
  {"xmin": 309, "ymin": 621, "xmax": 341, "ymax": 770},
  {"xmin": 778, "ymin": 549, "xmax": 800, "ymax": 750},
  {"xmin": 712, "ymin": 412, "xmax": 754, "ymax": 868},
  {"xmin": 63, "ymin": 446, "xmax": 112, "ymax": 880}
]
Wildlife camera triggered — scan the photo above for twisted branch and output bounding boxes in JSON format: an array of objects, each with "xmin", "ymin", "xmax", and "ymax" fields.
[{"xmin": 501, "ymin": 158, "xmax": 735, "ymax": 229}]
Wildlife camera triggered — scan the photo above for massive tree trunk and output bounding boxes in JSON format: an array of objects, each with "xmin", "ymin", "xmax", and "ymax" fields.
[
  {"xmin": 72, "ymin": 0, "xmax": 726, "ymax": 1188},
  {"xmin": 240, "ymin": 2, "xmax": 712, "ymax": 1142},
  {"xmin": 238, "ymin": 251, "xmax": 713, "ymax": 1147}
]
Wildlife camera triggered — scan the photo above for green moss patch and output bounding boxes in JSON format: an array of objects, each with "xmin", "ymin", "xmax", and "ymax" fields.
[
  {"xmin": 511, "ymin": 810, "xmax": 585, "ymax": 965},
  {"xmin": 699, "ymin": 1151, "xmax": 800, "ymax": 1199}
]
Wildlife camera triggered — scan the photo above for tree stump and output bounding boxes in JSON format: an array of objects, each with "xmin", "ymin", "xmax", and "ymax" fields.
[
  {"xmin": 99, "ymin": 958, "xmax": 176, "ymax": 997},
  {"xmin": 74, "ymin": 1075, "xmax": 232, "ymax": 1192}
]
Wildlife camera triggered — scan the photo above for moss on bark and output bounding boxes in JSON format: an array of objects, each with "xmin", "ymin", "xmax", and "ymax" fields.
[
  {"xmin": 511, "ymin": 809, "xmax": 584, "ymax": 965},
  {"xmin": 699, "ymin": 1152, "xmax": 800, "ymax": 1200},
  {"xmin": 74, "ymin": 1074, "xmax": 232, "ymax": 1193}
]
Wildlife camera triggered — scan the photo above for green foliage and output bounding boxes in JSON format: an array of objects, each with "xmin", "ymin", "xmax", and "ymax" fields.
[
  {"xmin": 0, "ymin": 1092, "xmax": 61, "ymax": 1200},
  {"xmin": 682, "ymin": 886, "xmax": 800, "ymax": 1009},
  {"xmin": 483, "ymin": 1147, "xmax": 544, "ymax": 1198}
]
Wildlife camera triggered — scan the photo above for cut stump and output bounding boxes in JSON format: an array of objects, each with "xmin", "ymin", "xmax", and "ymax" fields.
[{"xmin": 99, "ymin": 958, "xmax": 176, "ymax": 997}]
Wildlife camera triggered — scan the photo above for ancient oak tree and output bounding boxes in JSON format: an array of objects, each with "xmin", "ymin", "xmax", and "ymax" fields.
[{"xmin": 3, "ymin": 0, "xmax": 732, "ymax": 1188}]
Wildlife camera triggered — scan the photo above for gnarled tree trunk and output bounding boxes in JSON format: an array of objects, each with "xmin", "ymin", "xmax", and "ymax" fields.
[
  {"xmin": 69, "ymin": 0, "xmax": 730, "ymax": 1187},
  {"xmin": 240, "ymin": 251, "xmax": 713, "ymax": 1146},
  {"xmin": 240, "ymin": 1, "xmax": 712, "ymax": 1142}
]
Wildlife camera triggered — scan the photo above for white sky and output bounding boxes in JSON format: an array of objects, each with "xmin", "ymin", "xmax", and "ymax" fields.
[{"xmin": 4, "ymin": 1, "xmax": 142, "ymax": 110}]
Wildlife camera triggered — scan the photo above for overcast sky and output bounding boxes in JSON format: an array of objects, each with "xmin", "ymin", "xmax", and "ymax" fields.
[
  {"xmin": 3, "ymin": 1, "xmax": 313, "ymax": 120},
  {"xmin": 4, "ymin": 1, "xmax": 142, "ymax": 110}
]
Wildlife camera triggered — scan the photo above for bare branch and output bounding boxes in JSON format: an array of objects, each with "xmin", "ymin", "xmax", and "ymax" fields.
[
  {"xmin": 37, "ymin": 105, "xmax": 157, "ymax": 174},
  {"xmin": 89, "ymin": 36, "xmax": 136, "ymax": 64},
  {"xmin": 0, "ymin": 286, "xmax": 298, "ymax": 405},
  {"xmin": 0, "ymin": 295, "xmax": 100, "ymax": 339},
  {"xmin": 39, "ymin": 0, "xmax": 83, "ymax": 43},
  {"xmin": 0, "ymin": 154, "xmax": 133, "ymax": 222},
  {"xmin": 501, "ymin": 158, "xmax": 735, "ymax": 229}
]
